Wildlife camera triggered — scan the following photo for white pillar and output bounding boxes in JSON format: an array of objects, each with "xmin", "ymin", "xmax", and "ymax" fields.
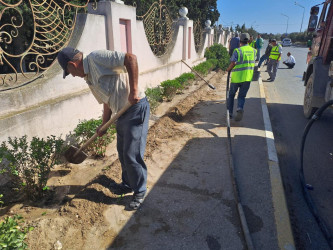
[
  {"xmin": 87, "ymin": 1, "xmax": 136, "ymax": 51},
  {"xmin": 178, "ymin": 7, "xmax": 189, "ymax": 60},
  {"xmin": 216, "ymin": 25, "xmax": 223, "ymax": 45}
]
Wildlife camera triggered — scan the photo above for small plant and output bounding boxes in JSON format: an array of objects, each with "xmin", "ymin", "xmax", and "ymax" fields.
[
  {"xmin": 0, "ymin": 194, "xmax": 3, "ymax": 207},
  {"xmin": 175, "ymin": 73, "xmax": 195, "ymax": 87},
  {"xmin": 0, "ymin": 136, "xmax": 64, "ymax": 200},
  {"xmin": 0, "ymin": 215, "xmax": 34, "ymax": 249},
  {"xmin": 161, "ymin": 79, "xmax": 183, "ymax": 101},
  {"xmin": 145, "ymin": 86, "xmax": 163, "ymax": 113},
  {"xmin": 73, "ymin": 118, "xmax": 116, "ymax": 157}
]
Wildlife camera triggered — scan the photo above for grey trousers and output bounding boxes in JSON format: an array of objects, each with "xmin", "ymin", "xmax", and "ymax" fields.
[
  {"xmin": 116, "ymin": 97, "xmax": 150, "ymax": 195},
  {"xmin": 267, "ymin": 59, "xmax": 279, "ymax": 80}
]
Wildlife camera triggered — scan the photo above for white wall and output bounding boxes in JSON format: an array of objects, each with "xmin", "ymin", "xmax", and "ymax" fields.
[
  {"xmin": 0, "ymin": 2, "xmax": 228, "ymax": 142},
  {"xmin": 0, "ymin": 14, "xmax": 106, "ymax": 142},
  {"xmin": 87, "ymin": 1, "xmax": 212, "ymax": 88}
]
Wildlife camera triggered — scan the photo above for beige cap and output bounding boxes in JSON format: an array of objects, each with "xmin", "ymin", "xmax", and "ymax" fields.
[{"xmin": 240, "ymin": 33, "xmax": 250, "ymax": 42}]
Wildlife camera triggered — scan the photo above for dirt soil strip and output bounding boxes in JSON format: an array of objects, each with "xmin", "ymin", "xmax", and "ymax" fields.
[{"xmin": 3, "ymin": 71, "xmax": 246, "ymax": 249}]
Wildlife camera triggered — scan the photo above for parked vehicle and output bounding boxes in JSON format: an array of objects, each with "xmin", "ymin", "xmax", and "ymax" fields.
[
  {"xmin": 282, "ymin": 38, "xmax": 292, "ymax": 47},
  {"xmin": 303, "ymin": 0, "xmax": 333, "ymax": 118}
]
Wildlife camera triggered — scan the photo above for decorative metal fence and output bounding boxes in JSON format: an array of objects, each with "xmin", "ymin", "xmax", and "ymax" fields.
[
  {"xmin": 0, "ymin": 0, "xmax": 90, "ymax": 90},
  {"xmin": 1, "ymin": 0, "xmax": 206, "ymax": 89},
  {"xmin": 193, "ymin": 19, "xmax": 203, "ymax": 53},
  {"xmin": 136, "ymin": 0, "xmax": 175, "ymax": 57}
]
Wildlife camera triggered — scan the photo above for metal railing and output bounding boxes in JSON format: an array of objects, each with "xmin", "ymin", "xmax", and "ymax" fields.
[
  {"xmin": 136, "ymin": 0, "xmax": 175, "ymax": 57},
  {"xmin": 0, "ymin": 0, "xmax": 90, "ymax": 89},
  {"xmin": 193, "ymin": 19, "xmax": 203, "ymax": 53}
]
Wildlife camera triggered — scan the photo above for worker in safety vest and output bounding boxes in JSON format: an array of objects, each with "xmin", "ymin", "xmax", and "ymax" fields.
[
  {"xmin": 266, "ymin": 39, "xmax": 282, "ymax": 82},
  {"xmin": 249, "ymin": 35, "xmax": 256, "ymax": 49},
  {"xmin": 249, "ymin": 35, "xmax": 257, "ymax": 57},
  {"xmin": 226, "ymin": 33, "xmax": 256, "ymax": 121}
]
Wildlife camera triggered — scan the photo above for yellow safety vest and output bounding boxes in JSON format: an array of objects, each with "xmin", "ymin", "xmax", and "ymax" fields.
[
  {"xmin": 231, "ymin": 45, "xmax": 256, "ymax": 83},
  {"xmin": 250, "ymin": 40, "xmax": 257, "ymax": 54},
  {"xmin": 269, "ymin": 45, "xmax": 282, "ymax": 61}
]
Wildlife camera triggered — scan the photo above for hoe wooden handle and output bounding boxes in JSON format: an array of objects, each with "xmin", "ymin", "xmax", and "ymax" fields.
[{"xmin": 73, "ymin": 102, "xmax": 132, "ymax": 157}]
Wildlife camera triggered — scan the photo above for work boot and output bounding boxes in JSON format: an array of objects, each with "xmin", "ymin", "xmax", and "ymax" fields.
[
  {"xmin": 234, "ymin": 109, "xmax": 244, "ymax": 122},
  {"xmin": 129, "ymin": 192, "xmax": 145, "ymax": 210}
]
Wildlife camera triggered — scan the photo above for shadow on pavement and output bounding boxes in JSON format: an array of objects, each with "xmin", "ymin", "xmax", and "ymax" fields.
[
  {"xmin": 266, "ymin": 101, "xmax": 333, "ymax": 250},
  {"xmin": 107, "ymin": 135, "xmax": 247, "ymax": 249},
  {"xmin": 228, "ymin": 94, "xmax": 332, "ymax": 249},
  {"xmin": 107, "ymin": 97, "xmax": 279, "ymax": 249}
]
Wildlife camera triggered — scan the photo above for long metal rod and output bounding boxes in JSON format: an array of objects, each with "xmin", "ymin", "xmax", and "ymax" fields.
[{"xmin": 181, "ymin": 60, "xmax": 216, "ymax": 90}]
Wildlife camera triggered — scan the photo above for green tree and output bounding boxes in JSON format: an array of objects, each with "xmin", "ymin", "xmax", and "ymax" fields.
[{"xmin": 241, "ymin": 23, "xmax": 246, "ymax": 33}]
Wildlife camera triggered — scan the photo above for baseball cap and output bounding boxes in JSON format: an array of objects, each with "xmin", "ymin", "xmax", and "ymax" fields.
[
  {"xmin": 240, "ymin": 33, "xmax": 250, "ymax": 42},
  {"xmin": 57, "ymin": 47, "xmax": 80, "ymax": 79},
  {"xmin": 271, "ymin": 39, "xmax": 277, "ymax": 42}
]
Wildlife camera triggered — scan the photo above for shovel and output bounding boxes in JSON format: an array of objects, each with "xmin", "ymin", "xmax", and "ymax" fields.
[{"xmin": 64, "ymin": 102, "xmax": 132, "ymax": 164}]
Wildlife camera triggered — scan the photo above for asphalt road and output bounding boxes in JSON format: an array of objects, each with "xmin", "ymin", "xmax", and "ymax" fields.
[{"xmin": 260, "ymin": 42, "xmax": 333, "ymax": 250}]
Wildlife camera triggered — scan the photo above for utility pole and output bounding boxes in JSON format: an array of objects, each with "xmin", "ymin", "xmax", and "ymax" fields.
[
  {"xmin": 281, "ymin": 13, "xmax": 289, "ymax": 34},
  {"xmin": 295, "ymin": 2, "xmax": 305, "ymax": 32}
]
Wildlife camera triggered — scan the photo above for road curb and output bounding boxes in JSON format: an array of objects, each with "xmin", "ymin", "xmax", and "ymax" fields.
[{"xmin": 258, "ymin": 76, "xmax": 296, "ymax": 250}]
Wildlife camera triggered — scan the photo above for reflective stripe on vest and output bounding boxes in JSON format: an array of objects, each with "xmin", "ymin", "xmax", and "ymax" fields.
[
  {"xmin": 269, "ymin": 45, "xmax": 282, "ymax": 60},
  {"xmin": 231, "ymin": 45, "xmax": 256, "ymax": 83}
]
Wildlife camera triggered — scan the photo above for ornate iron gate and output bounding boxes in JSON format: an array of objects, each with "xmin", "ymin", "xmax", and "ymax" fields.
[
  {"xmin": 136, "ymin": 0, "xmax": 175, "ymax": 57},
  {"xmin": 0, "ymin": 0, "xmax": 89, "ymax": 89}
]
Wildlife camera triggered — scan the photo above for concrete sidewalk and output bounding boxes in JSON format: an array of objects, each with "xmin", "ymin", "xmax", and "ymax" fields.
[
  {"xmin": 229, "ymin": 72, "xmax": 295, "ymax": 250},
  {"xmin": 105, "ymin": 72, "xmax": 294, "ymax": 250}
]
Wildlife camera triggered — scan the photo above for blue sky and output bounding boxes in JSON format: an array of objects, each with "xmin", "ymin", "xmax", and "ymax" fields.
[{"xmin": 217, "ymin": 0, "xmax": 323, "ymax": 34}]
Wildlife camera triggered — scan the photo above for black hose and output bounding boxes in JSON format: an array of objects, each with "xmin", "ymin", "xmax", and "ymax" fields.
[
  {"xmin": 226, "ymin": 71, "xmax": 233, "ymax": 155},
  {"xmin": 299, "ymin": 100, "xmax": 333, "ymax": 249},
  {"xmin": 225, "ymin": 71, "xmax": 255, "ymax": 250}
]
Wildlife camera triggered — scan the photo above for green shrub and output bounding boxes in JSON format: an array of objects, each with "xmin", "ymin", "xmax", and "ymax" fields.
[
  {"xmin": 204, "ymin": 44, "xmax": 230, "ymax": 70},
  {"xmin": 175, "ymin": 73, "xmax": 195, "ymax": 87},
  {"xmin": 145, "ymin": 86, "xmax": 163, "ymax": 113},
  {"xmin": 161, "ymin": 79, "xmax": 183, "ymax": 101},
  {"xmin": 0, "ymin": 136, "xmax": 64, "ymax": 200},
  {"xmin": 207, "ymin": 59, "xmax": 219, "ymax": 69},
  {"xmin": 0, "ymin": 215, "xmax": 34, "ymax": 249},
  {"xmin": 74, "ymin": 119, "xmax": 116, "ymax": 157},
  {"xmin": 192, "ymin": 59, "xmax": 217, "ymax": 76}
]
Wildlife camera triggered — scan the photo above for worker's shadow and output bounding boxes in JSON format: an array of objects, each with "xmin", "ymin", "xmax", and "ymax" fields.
[
  {"xmin": 72, "ymin": 174, "xmax": 133, "ymax": 209},
  {"xmin": 33, "ymin": 174, "xmax": 132, "ymax": 211}
]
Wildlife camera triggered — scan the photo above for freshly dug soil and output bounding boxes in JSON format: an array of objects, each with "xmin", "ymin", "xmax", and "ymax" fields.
[{"xmin": 0, "ymin": 70, "xmax": 227, "ymax": 250}]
